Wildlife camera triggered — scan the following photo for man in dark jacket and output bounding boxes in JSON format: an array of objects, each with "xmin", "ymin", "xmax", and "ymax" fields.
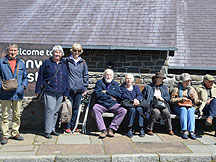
[
  {"xmin": 0, "ymin": 43, "xmax": 28, "ymax": 145},
  {"xmin": 92, "ymin": 69, "xmax": 127, "ymax": 138}
]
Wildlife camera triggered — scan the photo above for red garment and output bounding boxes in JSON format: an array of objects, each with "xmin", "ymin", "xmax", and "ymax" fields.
[{"xmin": 8, "ymin": 59, "xmax": 16, "ymax": 75}]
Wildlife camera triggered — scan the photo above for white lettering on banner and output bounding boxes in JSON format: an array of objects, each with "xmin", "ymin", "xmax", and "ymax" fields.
[
  {"xmin": 18, "ymin": 48, "xmax": 52, "ymax": 57},
  {"xmin": 28, "ymin": 72, "xmax": 39, "ymax": 83},
  {"xmin": 26, "ymin": 60, "xmax": 43, "ymax": 69}
]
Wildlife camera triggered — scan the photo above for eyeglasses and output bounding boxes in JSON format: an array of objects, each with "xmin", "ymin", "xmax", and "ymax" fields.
[{"xmin": 73, "ymin": 49, "xmax": 81, "ymax": 53}]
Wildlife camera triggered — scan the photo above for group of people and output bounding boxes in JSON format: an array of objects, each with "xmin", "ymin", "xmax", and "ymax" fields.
[{"xmin": 1, "ymin": 43, "xmax": 216, "ymax": 145}]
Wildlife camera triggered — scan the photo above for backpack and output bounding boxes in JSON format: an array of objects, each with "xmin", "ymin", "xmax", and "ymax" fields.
[{"xmin": 59, "ymin": 98, "xmax": 72, "ymax": 123}]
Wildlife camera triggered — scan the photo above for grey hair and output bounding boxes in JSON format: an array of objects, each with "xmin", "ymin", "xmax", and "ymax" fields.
[
  {"xmin": 6, "ymin": 43, "xmax": 18, "ymax": 51},
  {"xmin": 52, "ymin": 45, "xmax": 64, "ymax": 56},
  {"xmin": 104, "ymin": 68, "xmax": 114, "ymax": 77},
  {"xmin": 125, "ymin": 73, "xmax": 134, "ymax": 82}
]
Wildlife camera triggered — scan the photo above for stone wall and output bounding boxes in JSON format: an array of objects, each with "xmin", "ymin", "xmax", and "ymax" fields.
[
  {"xmin": 64, "ymin": 49, "xmax": 170, "ymax": 74},
  {"xmin": 15, "ymin": 72, "xmax": 212, "ymax": 131}
]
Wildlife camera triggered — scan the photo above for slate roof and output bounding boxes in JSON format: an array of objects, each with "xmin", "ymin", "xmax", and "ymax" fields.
[
  {"xmin": 0, "ymin": 0, "xmax": 216, "ymax": 70},
  {"xmin": 168, "ymin": 0, "xmax": 216, "ymax": 70},
  {"xmin": 0, "ymin": 0, "xmax": 176, "ymax": 49}
]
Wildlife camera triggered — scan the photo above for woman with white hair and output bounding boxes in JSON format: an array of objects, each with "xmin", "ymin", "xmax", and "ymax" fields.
[
  {"xmin": 120, "ymin": 74, "xmax": 145, "ymax": 138},
  {"xmin": 170, "ymin": 73, "xmax": 199, "ymax": 139},
  {"xmin": 35, "ymin": 45, "xmax": 69, "ymax": 139}
]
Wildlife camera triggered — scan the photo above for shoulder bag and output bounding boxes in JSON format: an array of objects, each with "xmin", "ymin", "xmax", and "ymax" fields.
[
  {"xmin": 177, "ymin": 85, "xmax": 193, "ymax": 108},
  {"xmin": 1, "ymin": 64, "xmax": 19, "ymax": 92}
]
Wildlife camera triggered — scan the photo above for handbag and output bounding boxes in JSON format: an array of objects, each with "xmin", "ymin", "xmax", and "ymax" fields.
[
  {"xmin": 177, "ymin": 84, "xmax": 193, "ymax": 108},
  {"xmin": 1, "ymin": 64, "xmax": 19, "ymax": 92},
  {"xmin": 121, "ymin": 99, "xmax": 134, "ymax": 109},
  {"xmin": 177, "ymin": 99, "xmax": 192, "ymax": 108},
  {"xmin": 38, "ymin": 64, "xmax": 62, "ymax": 100},
  {"xmin": 151, "ymin": 97, "xmax": 166, "ymax": 109}
]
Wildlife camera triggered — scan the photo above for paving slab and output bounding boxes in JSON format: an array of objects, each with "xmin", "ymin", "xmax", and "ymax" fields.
[
  {"xmin": 0, "ymin": 146, "xmax": 39, "ymax": 156},
  {"xmin": 0, "ymin": 155, "xmax": 55, "ymax": 162},
  {"xmin": 206, "ymin": 145, "xmax": 216, "ymax": 154},
  {"xmin": 157, "ymin": 133, "xmax": 184, "ymax": 142},
  {"xmin": 56, "ymin": 155, "xmax": 111, "ymax": 162},
  {"xmin": 159, "ymin": 153, "xmax": 212, "ymax": 162},
  {"xmin": 57, "ymin": 134, "xmax": 90, "ymax": 144},
  {"xmin": 131, "ymin": 134, "xmax": 163, "ymax": 143},
  {"xmin": 1, "ymin": 145, "xmax": 35, "ymax": 152},
  {"xmin": 37, "ymin": 144, "xmax": 104, "ymax": 155},
  {"xmin": 186, "ymin": 145, "xmax": 212, "ymax": 154},
  {"xmin": 197, "ymin": 135, "xmax": 216, "ymax": 144},
  {"xmin": 103, "ymin": 136, "xmax": 138, "ymax": 154},
  {"xmin": 112, "ymin": 154, "xmax": 159, "ymax": 162},
  {"xmin": 34, "ymin": 135, "xmax": 57, "ymax": 144},
  {"xmin": 135, "ymin": 142, "xmax": 191, "ymax": 154}
]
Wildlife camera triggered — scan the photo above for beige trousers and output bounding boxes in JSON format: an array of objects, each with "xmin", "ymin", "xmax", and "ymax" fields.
[{"xmin": 1, "ymin": 100, "xmax": 22, "ymax": 138}]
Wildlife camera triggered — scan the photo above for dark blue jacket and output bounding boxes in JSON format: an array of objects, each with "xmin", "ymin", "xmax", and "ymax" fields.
[
  {"xmin": 35, "ymin": 57, "xmax": 69, "ymax": 96},
  {"xmin": 94, "ymin": 78, "xmax": 122, "ymax": 108},
  {"xmin": 120, "ymin": 84, "xmax": 143, "ymax": 101},
  {"xmin": 142, "ymin": 83, "xmax": 171, "ymax": 111},
  {"xmin": 64, "ymin": 56, "xmax": 89, "ymax": 92},
  {"xmin": 0, "ymin": 56, "xmax": 28, "ymax": 100}
]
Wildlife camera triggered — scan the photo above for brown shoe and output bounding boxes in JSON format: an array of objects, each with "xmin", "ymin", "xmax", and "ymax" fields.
[
  {"xmin": 168, "ymin": 130, "xmax": 174, "ymax": 136},
  {"xmin": 107, "ymin": 128, "xmax": 114, "ymax": 137},
  {"xmin": 147, "ymin": 130, "xmax": 154, "ymax": 136},
  {"xmin": 206, "ymin": 117, "xmax": 212, "ymax": 126},
  {"xmin": 99, "ymin": 130, "xmax": 107, "ymax": 139}
]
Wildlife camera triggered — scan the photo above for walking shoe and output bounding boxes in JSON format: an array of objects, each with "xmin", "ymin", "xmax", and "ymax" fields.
[
  {"xmin": 107, "ymin": 128, "xmax": 114, "ymax": 137},
  {"xmin": 126, "ymin": 129, "xmax": 133, "ymax": 138},
  {"xmin": 147, "ymin": 130, "xmax": 154, "ymax": 136},
  {"xmin": 51, "ymin": 131, "xmax": 60, "ymax": 136},
  {"xmin": 168, "ymin": 130, "xmax": 174, "ymax": 136},
  {"xmin": 189, "ymin": 132, "xmax": 196, "ymax": 140},
  {"xmin": 44, "ymin": 133, "xmax": 52, "ymax": 139},
  {"xmin": 1, "ymin": 137, "xmax": 8, "ymax": 145},
  {"xmin": 65, "ymin": 128, "xmax": 72, "ymax": 133},
  {"xmin": 139, "ymin": 128, "xmax": 145, "ymax": 137},
  {"xmin": 12, "ymin": 134, "xmax": 24, "ymax": 141},
  {"xmin": 182, "ymin": 132, "xmax": 188, "ymax": 139},
  {"xmin": 206, "ymin": 117, "xmax": 212, "ymax": 126},
  {"xmin": 74, "ymin": 128, "xmax": 80, "ymax": 133},
  {"xmin": 99, "ymin": 130, "xmax": 107, "ymax": 139}
]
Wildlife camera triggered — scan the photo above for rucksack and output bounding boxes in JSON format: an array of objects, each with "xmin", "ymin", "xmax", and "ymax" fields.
[{"xmin": 59, "ymin": 98, "xmax": 72, "ymax": 123}]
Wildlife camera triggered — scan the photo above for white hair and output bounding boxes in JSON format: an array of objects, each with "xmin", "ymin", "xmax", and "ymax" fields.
[
  {"xmin": 52, "ymin": 45, "xmax": 64, "ymax": 56},
  {"xmin": 125, "ymin": 73, "xmax": 134, "ymax": 82},
  {"xmin": 104, "ymin": 68, "xmax": 114, "ymax": 77}
]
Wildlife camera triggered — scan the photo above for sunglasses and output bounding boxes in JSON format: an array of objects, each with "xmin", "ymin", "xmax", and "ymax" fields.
[{"xmin": 73, "ymin": 49, "xmax": 81, "ymax": 52}]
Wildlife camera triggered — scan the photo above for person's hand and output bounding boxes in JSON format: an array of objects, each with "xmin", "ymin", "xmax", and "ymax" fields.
[
  {"xmin": 157, "ymin": 97, "xmax": 164, "ymax": 101},
  {"xmin": 133, "ymin": 99, "xmax": 140, "ymax": 106},
  {"xmin": 189, "ymin": 91, "xmax": 196, "ymax": 100},
  {"xmin": 182, "ymin": 97, "xmax": 190, "ymax": 102},
  {"xmin": 111, "ymin": 96, "xmax": 117, "ymax": 101},
  {"xmin": 102, "ymin": 90, "xmax": 106, "ymax": 93},
  {"xmin": 206, "ymin": 98, "xmax": 213, "ymax": 105},
  {"xmin": 83, "ymin": 91, "xmax": 87, "ymax": 96}
]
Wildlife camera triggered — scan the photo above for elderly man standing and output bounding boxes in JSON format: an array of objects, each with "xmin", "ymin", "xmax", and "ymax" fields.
[
  {"xmin": 0, "ymin": 43, "xmax": 28, "ymax": 145},
  {"xmin": 196, "ymin": 74, "xmax": 216, "ymax": 128},
  {"xmin": 92, "ymin": 69, "xmax": 127, "ymax": 138}
]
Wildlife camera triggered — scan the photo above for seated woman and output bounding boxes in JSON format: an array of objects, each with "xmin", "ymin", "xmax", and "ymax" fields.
[
  {"xmin": 170, "ymin": 73, "xmax": 199, "ymax": 140},
  {"xmin": 120, "ymin": 74, "xmax": 145, "ymax": 138},
  {"xmin": 142, "ymin": 72, "xmax": 174, "ymax": 136}
]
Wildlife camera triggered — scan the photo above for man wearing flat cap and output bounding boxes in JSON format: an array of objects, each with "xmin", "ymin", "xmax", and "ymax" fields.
[{"xmin": 195, "ymin": 74, "xmax": 216, "ymax": 128}]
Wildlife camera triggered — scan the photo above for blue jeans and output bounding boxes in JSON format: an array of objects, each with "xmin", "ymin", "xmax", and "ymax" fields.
[
  {"xmin": 203, "ymin": 98, "xmax": 216, "ymax": 118},
  {"xmin": 127, "ymin": 106, "xmax": 144, "ymax": 127},
  {"xmin": 174, "ymin": 106, "xmax": 195, "ymax": 132},
  {"xmin": 66, "ymin": 91, "xmax": 82, "ymax": 129}
]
